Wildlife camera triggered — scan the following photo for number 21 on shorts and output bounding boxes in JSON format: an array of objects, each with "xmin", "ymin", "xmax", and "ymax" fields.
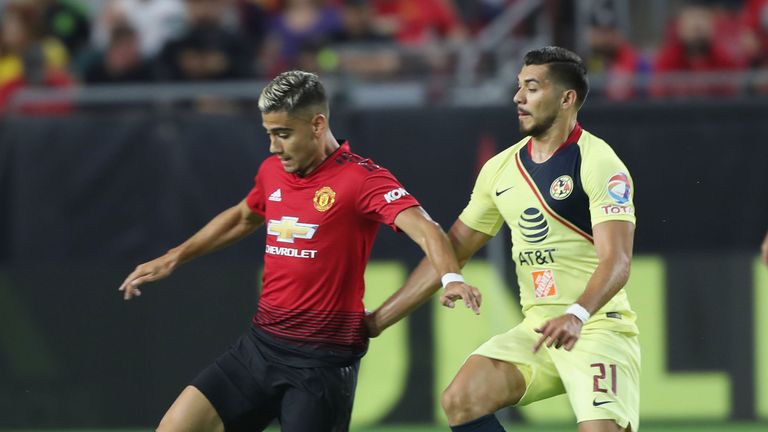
[{"xmin": 591, "ymin": 363, "xmax": 617, "ymax": 394}]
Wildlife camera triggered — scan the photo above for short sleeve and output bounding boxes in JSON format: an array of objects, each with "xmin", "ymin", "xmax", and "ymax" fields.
[
  {"xmin": 458, "ymin": 160, "xmax": 504, "ymax": 236},
  {"xmin": 245, "ymin": 163, "xmax": 267, "ymax": 217},
  {"xmin": 581, "ymin": 147, "xmax": 636, "ymax": 227},
  {"xmin": 356, "ymin": 169, "xmax": 420, "ymax": 230}
]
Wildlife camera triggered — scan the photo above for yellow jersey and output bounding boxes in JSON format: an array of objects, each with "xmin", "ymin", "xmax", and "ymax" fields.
[{"xmin": 459, "ymin": 124, "xmax": 638, "ymax": 334}]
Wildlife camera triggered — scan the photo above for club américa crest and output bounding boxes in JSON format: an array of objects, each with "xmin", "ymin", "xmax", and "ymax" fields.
[
  {"xmin": 313, "ymin": 186, "xmax": 336, "ymax": 212},
  {"xmin": 550, "ymin": 175, "xmax": 574, "ymax": 200}
]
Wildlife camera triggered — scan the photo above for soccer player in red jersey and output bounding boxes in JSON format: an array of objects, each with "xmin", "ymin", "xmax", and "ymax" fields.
[{"xmin": 118, "ymin": 70, "xmax": 482, "ymax": 432}]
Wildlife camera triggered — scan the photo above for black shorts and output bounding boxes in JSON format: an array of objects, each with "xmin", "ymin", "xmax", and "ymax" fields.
[{"xmin": 190, "ymin": 327, "xmax": 360, "ymax": 432}]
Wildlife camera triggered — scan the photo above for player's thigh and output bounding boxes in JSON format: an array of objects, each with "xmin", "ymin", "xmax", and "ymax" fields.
[
  {"xmin": 550, "ymin": 330, "xmax": 640, "ymax": 432},
  {"xmin": 443, "ymin": 354, "xmax": 528, "ymax": 411},
  {"xmin": 157, "ymin": 386, "xmax": 223, "ymax": 432},
  {"xmin": 279, "ymin": 362, "xmax": 359, "ymax": 432},
  {"xmin": 188, "ymin": 334, "xmax": 279, "ymax": 431},
  {"xmin": 450, "ymin": 321, "xmax": 564, "ymax": 409}
]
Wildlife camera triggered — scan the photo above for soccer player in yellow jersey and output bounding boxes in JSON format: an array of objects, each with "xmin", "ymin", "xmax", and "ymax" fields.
[{"xmin": 367, "ymin": 46, "xmax": 639, "ymax": 432}]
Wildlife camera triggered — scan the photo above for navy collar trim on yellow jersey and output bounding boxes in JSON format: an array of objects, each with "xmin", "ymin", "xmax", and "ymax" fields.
[{"xmin": 515, "ymin": 138, "xmax": 594, "ymax": 243}]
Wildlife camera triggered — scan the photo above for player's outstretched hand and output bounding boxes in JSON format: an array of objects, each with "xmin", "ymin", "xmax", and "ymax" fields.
[
  {"xmin": 439, "ymin": 282, "xmax": 482, "ymax": 315},
  {"xmin": 118, "ymin": 254, "xmax": 178, "ymax": 300},
  {"xmin": 533, "ymin": 314, "xmax": 583, "ymax": 353}
]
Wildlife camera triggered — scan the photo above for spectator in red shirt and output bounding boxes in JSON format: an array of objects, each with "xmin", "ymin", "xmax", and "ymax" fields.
[
  {"xmin": 0, "ymin": 2, "xmax": 74, "ymax": 114},
  {"xmin": 653, "ymin": 3, "xmax": 743, "ymax": 97},
  {"xmin": 584, "ymin": 6, "xmax": 649, "ymax": 100},
  {"xmin": 371, "ymin": 0, "xmax": 467, "ymax": 46},
  {"xmin": 742, "ymin": 0, "xmax": 768, "ymax": 66}
]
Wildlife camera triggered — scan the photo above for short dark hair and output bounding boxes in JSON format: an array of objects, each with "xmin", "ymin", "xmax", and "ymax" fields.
[
  {"xmin": 258, "ymin": 70, "xmax": 329, "ymax": 116},
  {"xmin": 523, "ymin": 46, "xmax": 589, "ymax": 109}
]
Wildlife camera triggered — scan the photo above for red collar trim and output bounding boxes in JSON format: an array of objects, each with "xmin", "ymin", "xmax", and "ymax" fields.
[{"xmin": 526, "ymin": 123, "xmax": 583, "ymax": 158}]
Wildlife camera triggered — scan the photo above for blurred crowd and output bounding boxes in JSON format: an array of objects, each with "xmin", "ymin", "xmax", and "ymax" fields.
[
  {"xmin": 585, "ymin": 0, "xmax": 768, "ymax": 100},
  {"xmin": 1, "ymin": 0, "xmax": 767, "ymax": 112},
  {"xmin": 0, "ymin": 0, "xmax": 477, "ymax": 111}
]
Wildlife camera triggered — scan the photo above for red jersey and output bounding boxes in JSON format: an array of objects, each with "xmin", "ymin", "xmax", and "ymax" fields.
[{"xmin": 245, "ymin": 141, "xmax": 419, "ymax": 363}]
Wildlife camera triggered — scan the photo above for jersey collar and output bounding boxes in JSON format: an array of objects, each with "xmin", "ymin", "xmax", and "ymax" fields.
[
  {"xmin": 293, "ymin": 140, "xmax": 349, "ymax": 179},
  {"xmin": 526, "ymin": 122, "xmax": 583, "ymax": 159}
]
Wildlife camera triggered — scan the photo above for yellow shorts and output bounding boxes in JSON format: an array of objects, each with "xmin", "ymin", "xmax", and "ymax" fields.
[{"xmin": 471, "ymin": 318, "xmax": 640, "ymax": 431}]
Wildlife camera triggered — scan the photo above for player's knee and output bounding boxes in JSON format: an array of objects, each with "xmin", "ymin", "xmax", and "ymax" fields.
[
  {"xmin": 577, "ymin": 419, "xmax": 626, "ymax": 432},
  {"xmin": 441, "ymin": 384, "xmax": 477, "ymax": 416},
  {"xmin": 441, "ymin": 386, "xmax": 458, "ymax": 415},
  {"xmin": 442, "ymin": 386, "xmax": 502, "ymax": 426}
]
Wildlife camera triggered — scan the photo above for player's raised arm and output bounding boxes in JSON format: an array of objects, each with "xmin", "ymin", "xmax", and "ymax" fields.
[
  {"xmin": 533, "ymin": 220, "xmax": 634, "ymax": 352},
  {"xmin": 364, "ymin": 214, "xmax": 491, "ymax": 337},
  {"xmin": 119, "ymin": 199, "xmax": 265, "ymax": 300}
]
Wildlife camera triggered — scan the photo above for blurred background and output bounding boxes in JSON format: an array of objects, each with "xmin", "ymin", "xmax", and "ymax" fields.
[{"xmin": 0, "ymin": 0, "xmax": 767, "ymax": 430}]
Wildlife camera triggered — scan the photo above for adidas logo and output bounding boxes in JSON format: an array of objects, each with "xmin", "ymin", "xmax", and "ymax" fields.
[{"xmin": 269, "ymin": 189, "xmax": 282, "ymax": 202}]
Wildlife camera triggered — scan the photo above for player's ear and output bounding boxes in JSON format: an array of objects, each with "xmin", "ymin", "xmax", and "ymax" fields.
[
  {"xmin": 311, "ymin": 114, "xmax": 327, "ymax": 136},
  {"xmin": 562, "ymin": 89, "xmax": 577, "ymax": 110}
]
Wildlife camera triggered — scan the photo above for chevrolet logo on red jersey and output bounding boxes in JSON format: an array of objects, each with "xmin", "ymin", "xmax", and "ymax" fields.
[{"xmin": 267, "ymin": 217, "xmax": 319, "ymax": 243}]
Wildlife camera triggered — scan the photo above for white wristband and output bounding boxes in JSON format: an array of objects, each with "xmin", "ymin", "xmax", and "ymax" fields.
[
  {"xmin": 441, "ymin": 272, "xmax": 464, "ymax": 289},
  {"xmin": 565, "ymin": 303, "xmax": 590, "ymax": 324}
]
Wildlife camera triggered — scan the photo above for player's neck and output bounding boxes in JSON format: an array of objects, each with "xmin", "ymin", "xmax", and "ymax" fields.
[
  {"xmin": 529, "ymin": 118, "xmax": 578, "ymax": 163},
  {"xmin": 319, "ymin": 131, "xmax": 340, "ymax": 157},
  {"xmin": 298, "ymin": 132, "xmax": 340, "ymax": 177}
]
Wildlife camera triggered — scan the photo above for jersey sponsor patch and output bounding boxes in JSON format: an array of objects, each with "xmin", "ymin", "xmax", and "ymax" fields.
[
  {"xmin": 269, "ymin": 188, "xmax": 282, "ymax": 202},
  {"xmin": 532, "ymin": 269, "xmax": 557, "ymax": 298},
  {"xmin": 600, "ymin": 204, "xmax": 634, "ymax": 215},
  {"xmin": 265, "ymin": 244, "xmax": 318, "ymax": 259},
  {"xmin": 607, "ymin": 173, "xmax": 631, "ymax": 204},
  {"xmin": 518, "ymin": 248, "xmax": 556, "ymax": 266},
  {"xmin": 267, "ymin": 216, "xmax": 319, "ymax": 243},
  {"xmin": 383, "ymin": 187, "xmax": 409, "ymax": 203},
  {"xmin": 550, "ymin": 175, "xmax": 574, "ymax": 200},
  {"xmin": 313, "ymin": 186, "xmax": 336, "ymax": 212}
]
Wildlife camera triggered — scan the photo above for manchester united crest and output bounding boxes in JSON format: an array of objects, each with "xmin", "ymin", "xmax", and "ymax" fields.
[
  {"xmin": 313, "ymin": 186, "xmax": 336, "ymax": 212},
  {"xmin": 550, "ymin": 175, "xmax": 574, "ymax": 200}
]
